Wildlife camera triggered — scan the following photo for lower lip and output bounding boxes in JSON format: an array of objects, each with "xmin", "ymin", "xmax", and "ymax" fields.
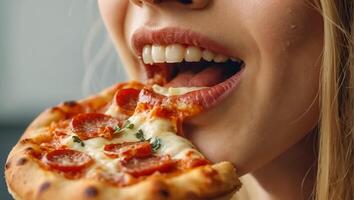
[{"xmin": 175, "ymin": 66, "xmax": 244, "ymax": 111}]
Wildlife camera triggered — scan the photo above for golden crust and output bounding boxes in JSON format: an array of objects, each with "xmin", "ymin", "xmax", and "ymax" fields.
[
  {"xmin": 6, "ymin": 148, "xmax": 240, "ymax": 200},
  {"xmin": 5, "ymin": 83, "xmax": 241, "ymax": 200},
  {"xmin": 22, "ymin": 83, "xmax": 120, "ymax": 137}
]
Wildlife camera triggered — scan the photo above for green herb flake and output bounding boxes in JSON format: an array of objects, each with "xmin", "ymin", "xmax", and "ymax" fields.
[
  {"xmin": 135, "ymin": 129, "xmax": 145, "ymax": 141},
  {"xmin": 125, "ymin": 123, "xmax": 134, "ymax": 129},
  {"xmin": 122, "ymin": 120, "xmax": 135, "ymax": 130},
  {"xmin": 114, "ymin": 126, "xmax": 122, "ymax": 134},
  {"xmin": 149, "ymin": 137, "xmax": 161, "ymax": 152},
  {"xmin": 72, "ymin": 136, "xmax": 85, "ymax": 147},
  {"xmin": 123, "ymin": 120, "xmax": 131, "ymax": 126}
]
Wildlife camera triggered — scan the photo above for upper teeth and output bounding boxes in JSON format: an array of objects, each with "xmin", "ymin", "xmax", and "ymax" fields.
[{"xmin": 142, "ymin": 44, "xmax": 240, "ymax": 64}]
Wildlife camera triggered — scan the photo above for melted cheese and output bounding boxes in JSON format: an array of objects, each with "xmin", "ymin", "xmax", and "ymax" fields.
[
  {"xmin": 152, "ymin": 84, "xmax": 206, "ymax": 97},
  {"xmin": 105, "ymin": 103, "xmax": 129, "ymax": 120},
  {"xmin": 139, "ymin": 117, "xmax": 203, "ymax": 159},
  {"xmin": 62, "ymin": 132, "xmax": 136, "ymax": 173},
  {"xmin": 62, "ymin": 112, "xmax": 204, "ymax": 174}
]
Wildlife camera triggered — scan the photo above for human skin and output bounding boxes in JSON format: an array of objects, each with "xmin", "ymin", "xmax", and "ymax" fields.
[{"xmin": 98, "ymin": 0, "xmax": 323, "ymax": 199}]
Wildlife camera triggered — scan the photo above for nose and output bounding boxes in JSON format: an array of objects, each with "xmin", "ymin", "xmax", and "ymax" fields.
[{"xmin": 130, "ymin": 0, "xmax": 210, "ymax": 9}]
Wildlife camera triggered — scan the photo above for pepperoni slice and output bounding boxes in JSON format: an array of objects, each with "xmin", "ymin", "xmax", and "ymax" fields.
[
  {"xmin": 118, "ymin": 155, "xmax": 176, "ymax": 177},
  {"xmin": 43, "ymin": 149, "xmax": 93, "ymax": 172},
  {"xmin": 104, "ymin": 141, "xmax": 152, "ymax": 160},
  {"xmin": 71, "ymin": 113, "xmax": 121, "ymax": 140},
  {"xmin": 115, "ymin": 88, "xmax": 141, "ymax": 115},
  {"xmin": 181, "ymin": 158, "xmax": 210, "ymax": 169}
]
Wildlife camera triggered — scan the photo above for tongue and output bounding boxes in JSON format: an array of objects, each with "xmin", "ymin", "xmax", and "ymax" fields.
[{"xmin": 165, "ymin": 64, "xmax": 229, "ymax": 88}]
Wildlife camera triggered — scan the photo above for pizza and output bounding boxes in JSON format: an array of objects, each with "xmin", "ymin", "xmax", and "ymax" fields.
[{"xmin": 5, "ymin": 81, "xmax": 241, "ymax": 200}]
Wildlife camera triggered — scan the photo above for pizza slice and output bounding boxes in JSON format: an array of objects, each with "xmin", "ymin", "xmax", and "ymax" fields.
[{"xmin": 5, "ymin": 81, "xmax": 241, "ymax": 200}]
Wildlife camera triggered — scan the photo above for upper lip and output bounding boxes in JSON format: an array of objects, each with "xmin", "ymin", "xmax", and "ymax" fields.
[{"xmin": 131, "ymin": 27, "xmax": 236, "ymax": 59}]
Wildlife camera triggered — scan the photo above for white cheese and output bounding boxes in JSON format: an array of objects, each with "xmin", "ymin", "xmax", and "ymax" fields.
[
  {"xmin": 139, "ymin": 116, "xmax": 203, "ymax": 159},
  {"xmin": 152, "ymin": 84, "xmax": 206, "ymax": 97},
  {"xmin": 62, "ymin": 130, "xmax": 139, "ymax": 173},
  {"xmin": 105, "ymin": 103, "xmax": 129, "ymax": 120},
  {"xmin": 62, "ymin": 112, "xmax": 204, "ymax": 174}
]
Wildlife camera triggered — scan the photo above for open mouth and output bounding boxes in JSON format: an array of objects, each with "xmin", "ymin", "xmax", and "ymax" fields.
[
  {"xmin": 142, "ymin": 44, "xmax": 243, "ymax": 87},
  {"xmin": 133, "ymin": 27, "xmax": 245, "ymax": 110}
]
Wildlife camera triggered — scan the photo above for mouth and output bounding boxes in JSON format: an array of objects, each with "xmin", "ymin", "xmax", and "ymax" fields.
[{"xmin": 132, "ymin": 27, "xmax": 245, "ymax": 111}]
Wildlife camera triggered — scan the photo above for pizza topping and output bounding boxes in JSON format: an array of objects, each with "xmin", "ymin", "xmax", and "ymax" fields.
[
  {"xmin": 113, "ymin": 120, "xmax": 135, "ymax": 135},
  {"xmin": 181, "ymin": 158, "xmax": 210, "ymax": 169},
  {"xmin": 28, "ymin": 84, "xmax": 207, "ymax": 185},
  {"xmin": 149, "ymin": 137, "xmax": 162, "ymax": 152},
  {"xmin": 137, "ymin": 88, "xmax": 203, "ymax": 119},
  {"xmin": 134, "ymin": 130, "xmax": 161, "ymax": 151},
  {"xmin": 43, "ymin": 149, "xmax": 93, "ymax": 172},
  {"xmin": 72, "ymin": 136, "xmax": 85, "ymax": 147},
  {"xmin": 118, "ymin": 155, "xmax": 176, "ymax": 177},
  {"xmin": 137, "ymin": 88, "xmax": 166, "ymax": 109},
  {"xmin": 115, "ymin": 88, "xmax": 141, "ymax": 115},
  {"xmin": 103, "ymin": 141, "xmax": 152, "ymax": 160},
  {"xmin": 135, "ymin": 129, "xmax": 145, "ymax": 141},
  {"xmin": 152, "ymin": 84, "xmax": 206, "ymax": 97},
  {"xmin": 113, "ymin": 126, "xmax": 122, "ymax": 134},
  {"xmin": 26, "ymin": 147, "xmax": 43, "ymax": 159},
  {"xmin": 71, "ymin": 113, "xmax": 121, "ymax": 140},
  {"xmin": 124, "ymin": 120, "xmax": 135, "ymax": 129}
]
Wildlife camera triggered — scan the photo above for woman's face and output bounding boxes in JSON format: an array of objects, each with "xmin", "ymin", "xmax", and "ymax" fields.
[{"xmin": 98, "ymin": 0, "xmax": 323, "ymax": 174}]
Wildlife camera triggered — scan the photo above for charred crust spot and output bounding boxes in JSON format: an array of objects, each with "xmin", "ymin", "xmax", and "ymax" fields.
[
  {"xmin": 159, "ymin": 188, "xmax": 170, "ymax": 198},
  {"xmin": 39, "ymin": 181, "xmax": 51, "ymax": 193},
  {"xmin": 84, "ymin": 186, "xmax": 99, "ymax": 198},
  {"xmin": 63, "ymin": 100, "xmax": 78, "ymax": 107},
  {"xmin": 5, "ymin": 162, "xmax": 11, "ymax": 170},
  {"xmin": 151, "ymin": 180, "xmax": 170, "ymax": 199},
  {"xmin": 17, "ymin": 157, "xmax": 28, "ymax": 166},
  {"xmin": 25, "ymin": 147, "xmax": 34, "ymax": 152},
  {"xmin": 20, "ymin": 138, "xmax": 33, "ymax": 144},
  {"xmin": 25, "ymin": 147, "xmax": 42, "ymax": 159}
]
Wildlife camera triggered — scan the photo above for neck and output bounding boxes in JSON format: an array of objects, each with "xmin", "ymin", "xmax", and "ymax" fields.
[{"xmin": 241, "ymin": 132, "xmax": 317, "ymax": 200}]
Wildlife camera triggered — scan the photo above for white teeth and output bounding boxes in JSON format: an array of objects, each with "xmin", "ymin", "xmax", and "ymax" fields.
[
  {"xmin": 152, "ymin": 45, "xmax": 166, "ymax": 63},
  {"xmin": 185, "ymin": 46, "xmax": 202, "ymax": 62},
  {"xmin": 231, "ymin": 57, "xmax": 242, "ymax": 62},
  {"xmin": 142, "ymin": 45, "xmax": 153, "ymax": 64},
  {"xmin": 142, "ymin": 44, "xmax": 240, "ymax": 65},
  {"xmin": 166, "ymin": 44, "xmax": 185, "ymax": 63},
  {"xmin": 214, "ymin": 54, "xmax": 228, "ymax": 63},
  {"xmin": 202, "ymin": 50, "xmax": 214, "ymax": 62}
]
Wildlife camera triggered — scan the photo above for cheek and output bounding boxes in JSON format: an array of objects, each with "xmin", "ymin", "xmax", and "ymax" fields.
[
  {"xmin": 246, "ymin": 1, "xmax": 323, "ymax": 61},
  {"xmin": 192, "ymin": 1, "xmax": 323, "ymax": 172},
  {"xmin": 241, "ymin": 0, "xmax": 323, "ymax": 111},
  {"xmin": 98, "ymin": 0, "xmax": 141, "ymax": 78},
  {"xmin": 98, "ymin": 0, "xmax": 130, "ymax": 40},
  {"xmin": 239, "ymin": 1, "xmax": 322, "ymax": 169},
  {"xmin": 251, "ymin": 1, "xmax": 323, "ymax": 115}
]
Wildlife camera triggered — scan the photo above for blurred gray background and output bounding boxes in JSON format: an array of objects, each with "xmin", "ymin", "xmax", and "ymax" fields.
[{"xmin": 0, "ymin": 1, "xmax": 126, "ymax": 199}]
